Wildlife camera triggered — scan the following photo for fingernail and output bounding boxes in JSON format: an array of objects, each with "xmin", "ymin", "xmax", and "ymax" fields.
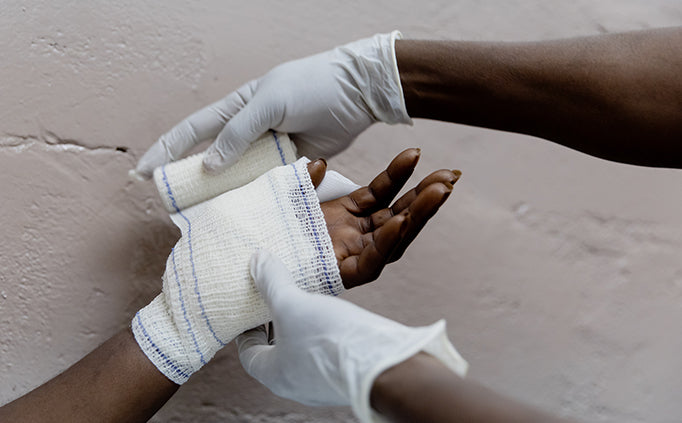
[
  {"xmin": 410, "ymin": 148, "xmax": 421, "ymax": 165},
  {"xmin": 451, "ymin": 169, "xmax": 462, "ymax": 184},
  {"xmin": 315, "ymin": 157, "xmax": 327, "ymax": 166}
]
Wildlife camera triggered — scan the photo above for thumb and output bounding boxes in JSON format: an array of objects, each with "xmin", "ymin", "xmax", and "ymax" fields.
[
  {"xmin": 250, "ymin": 250, "xmax": 302, "ymax": 313},
  {"xmin": 203, "ymin": 99, "xmax": 281, "ymax": 173},
  {"xmin": 236, "ymin": 325, "xmax": 275, "ymax": 380}
]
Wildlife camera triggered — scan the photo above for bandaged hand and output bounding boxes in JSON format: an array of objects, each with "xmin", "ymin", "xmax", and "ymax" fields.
[
  {"xmin": 237, "ymin": 250, "xmax": 468, "ymax": 423},
  {"xmin": 133, "ymin": 31, "xmax": 411, "ymax": 179},
  {"xmin": 133, "ymin": 147, "xmax": 459, "ymax": 385}
]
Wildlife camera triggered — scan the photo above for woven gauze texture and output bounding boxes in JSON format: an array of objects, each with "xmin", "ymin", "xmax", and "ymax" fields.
[
  {"xmin": 153, "ymin": 131, "xmax": 297, "ymax": 213},
  {"xmin": 133, "ymin": 142, "xmax": 342, "ymax": 384}
]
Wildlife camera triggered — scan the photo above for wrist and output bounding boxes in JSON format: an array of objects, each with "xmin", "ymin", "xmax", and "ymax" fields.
[
  {"xmin": 132, "ymin": 294, "xmax": 198, "ymax": 384},
  {"xmin": 352, "ymin": 320, "xmax": 467, "ymax": 422},
  {"xmin": 395, "ymin": 39, "xmax": 463, "ymax": 123},
  {"xmin": 395, "ymin": 39, "xmax": 438, "ymax": 120},
  {"xmin": 370, "ymin": 352, "xmax": 448, "ymax": 420},
  {"xmin": 370, "ymin": 352, "xmax": 571, "ymax": 423}
]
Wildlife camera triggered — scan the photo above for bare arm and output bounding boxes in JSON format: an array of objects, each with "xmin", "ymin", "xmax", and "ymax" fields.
[
  {"xmin": 371, "ymin": 352, "xmax": 574, "ymax": 423},
  {"xmin": 397, "ymin": 27, "xmax": 682, "ymax": 168},
  {"xmin": 0, "ymin": 328, "xmax": 179, "ymax": 423}
]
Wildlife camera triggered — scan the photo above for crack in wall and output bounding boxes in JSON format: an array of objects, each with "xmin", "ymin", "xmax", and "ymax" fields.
[{"xmin": 1, "ymin": 131, "xmax": 130, "ymax": 154}]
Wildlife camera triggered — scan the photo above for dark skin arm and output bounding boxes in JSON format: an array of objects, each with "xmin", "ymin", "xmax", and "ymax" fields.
[
  {"xmin": 0, "ymin": 328, "xmax": 178, "ymax": 423},
  {"xmin": 0, "ymin": 150, "xmax": 457, "ymax": 422},
  {"xmin": 365, "ymin": 28, "xmax": 682, "ymax": 423},
  {"xmin": 397, "ymin": 27, "xmax": 682, "ymax": 168},
  {"xmin": 371, "ymin": 352, "xmax": 575, "ymax": 423}
]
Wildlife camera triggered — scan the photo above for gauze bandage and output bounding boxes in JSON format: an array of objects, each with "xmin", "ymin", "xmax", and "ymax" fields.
[
  {"xmin": 133, "ymin": 132, "xmax": 344, "ymax": 384},
  {"xmin": 153, "ymin": 131, "xmax": 299, "ymax": 212}
]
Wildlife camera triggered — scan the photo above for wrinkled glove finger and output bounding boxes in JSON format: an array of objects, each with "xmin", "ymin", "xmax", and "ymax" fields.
[
  {"xmin": 204, "ymin": 94, "xmax": 283, "ymax": 172},
  {"xmin": 236, "ymin": 325, "xmax": 275, "ymax": 380},
  {"xmin": 133, "ymin": 82, "xmax": 256, "ymax": 179},
  {"xmin": 250, "ymin": 250, "xmax": 305, "ymax": 313}
]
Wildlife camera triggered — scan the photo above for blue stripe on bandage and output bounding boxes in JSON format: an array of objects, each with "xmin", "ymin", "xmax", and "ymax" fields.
[
  {"xmin": 271, "ymin": 131, "xmax": 287, "ymax": 165},
  {"xmin": 171, "ymin": 248, "xmax": 206, "ymax": 365},
  {"xmin": 135, "ymin": 312, "xmax": 191, "ymax": 381},
  {"xmin": 290, "ymin": 163, "xmax": 336, "ymax": 295},
  {"xmin": 161, "ymin": 165, "xmax": 226, "ymax": 348}
]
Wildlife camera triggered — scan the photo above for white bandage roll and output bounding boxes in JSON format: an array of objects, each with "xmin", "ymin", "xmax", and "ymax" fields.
[{"xmin": 153, "ymin": 131, "xmax": 297, "ymax": 213}]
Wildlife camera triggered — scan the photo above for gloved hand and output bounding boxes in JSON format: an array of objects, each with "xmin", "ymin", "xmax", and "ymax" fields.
[
  {"xmin": 133, "ymin": 31, "xmax": 412, "ymax": 179},
  {"xmin": 237, "ymin": 250, "xmax": 468, "ymax": 423}
]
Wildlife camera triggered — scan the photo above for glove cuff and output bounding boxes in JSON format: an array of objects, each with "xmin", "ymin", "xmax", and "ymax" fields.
[
  {"xmin": 132, "ymin": 294, "xmax": 198, "ymax": 384},
  {"xmin": 383, "ymin": 30, "xmax": 413, "ymax": 126},
  {"xmin": 369, "ymin": 30, "xmax": 413, "ymax": 126},
  {"xmin": 339, "ymin": 30, "xmax": 413, "ymax": 126},
  {"xmin": 352, "ymin": 319, "xmax": 468, "ymax": 423}
]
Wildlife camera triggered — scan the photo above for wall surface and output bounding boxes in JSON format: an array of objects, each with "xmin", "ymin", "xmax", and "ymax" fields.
[{"xmin": 1, "ymin": 1, "xmax": 681, "ymax": 422}]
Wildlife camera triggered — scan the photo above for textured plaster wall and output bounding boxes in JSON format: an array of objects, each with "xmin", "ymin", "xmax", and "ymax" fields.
[{"xmin": 1, "ymin": 1, "xmax": 681, "ymax": 422}]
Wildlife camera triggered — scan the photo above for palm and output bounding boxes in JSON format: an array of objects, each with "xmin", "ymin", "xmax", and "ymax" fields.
[{"xmin": 313, "ymin": 149, "xmax": 460, "ymax": 289}]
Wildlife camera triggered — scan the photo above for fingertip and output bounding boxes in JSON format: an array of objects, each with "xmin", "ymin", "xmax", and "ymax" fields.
[
  {"xmin": 236, "ymin": 325, "xmax": 270, "ymax": 368},
  {"xmin": 128, "ymin": 168, "xmax": 149, "ymax": 181},
  {"xmin": 451, "ymin": 169, "xmax": 462, "ymax": 183},
  {"xmin": 236, "ymin": 325, "xmax": 268, "ymax": 350},
  {"xmin": 249, "ymin": 249, "xmax": 296, "ymax": 298},
  {"xmin": 249, "ymin": 249, "xmax": 267, "ymax": 285},
  {"xmin": 202, "ymin": 150, "xmax": 231, "ymax": 173},
  {"xmin": 382, "ymin": 148, "xmax": 421, "ymax": 188},
  {"xmin": 405, "ymin": 147, "xmax": 421, "ymax": 163},
  {"xmin": 441, "ymin": 169, "xmax": 461, "ymax": 191},
  {"xmin": 394, "ymin": 147, "xmax": 420, "ymax": 162},
  {"xmin": 403, "ymin": 148, "xmax": 421, "ymax": 171},
  {"xmin": 307, "ymin": 158, "xmax": 328, "ymax": 189},
  {"xmin": 435, "ymin": 184, "xmax": 453, "ymax": 208}
]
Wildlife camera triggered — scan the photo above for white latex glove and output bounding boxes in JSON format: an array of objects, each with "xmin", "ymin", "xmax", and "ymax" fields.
[
  {"xmin": 237, "ymin": 250, "xmax": 468, "ymax": 423},
  {"xmin": 133, "ymin": 31, "xmax": 412, "ymax": 179}
]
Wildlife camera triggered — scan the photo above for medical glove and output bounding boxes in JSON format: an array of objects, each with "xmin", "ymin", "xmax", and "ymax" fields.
[
  {"xmin": 134, "ymin": 31, "xmax": 411, "ymax": 179},
  {"xmin": 237, "ymin": 250, "xmax": 468, "ymax": 423}
]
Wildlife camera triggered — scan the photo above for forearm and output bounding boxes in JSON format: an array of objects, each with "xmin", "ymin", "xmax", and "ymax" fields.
[
  {"xmin": 396, "ymin": 27, "xmax": 682, "ymax": 168},
  {"xmin": 0, "ymin": 328, "xmax": 178, "ymax": 423},
  {"xmin": 371, "ymin": 352, "xmax": 573, "ymax": 423}
]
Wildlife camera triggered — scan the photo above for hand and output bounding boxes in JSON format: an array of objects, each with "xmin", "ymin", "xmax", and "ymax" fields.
[
  {"xmin": 237, "ymin": 250, "xmax": 468, "ymax": 422},
  {"xmin": 313, "ymin": 148, "xmax": 460, "ymax": 288},
  {"xmin": 133, "ymin": 31, "xmax": 411, "ymax": 179}
]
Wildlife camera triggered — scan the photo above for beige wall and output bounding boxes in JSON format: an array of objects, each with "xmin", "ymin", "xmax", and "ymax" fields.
[{"xmin": 2, "ymin": 1, "xmax": 681, "ymax": 421}]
